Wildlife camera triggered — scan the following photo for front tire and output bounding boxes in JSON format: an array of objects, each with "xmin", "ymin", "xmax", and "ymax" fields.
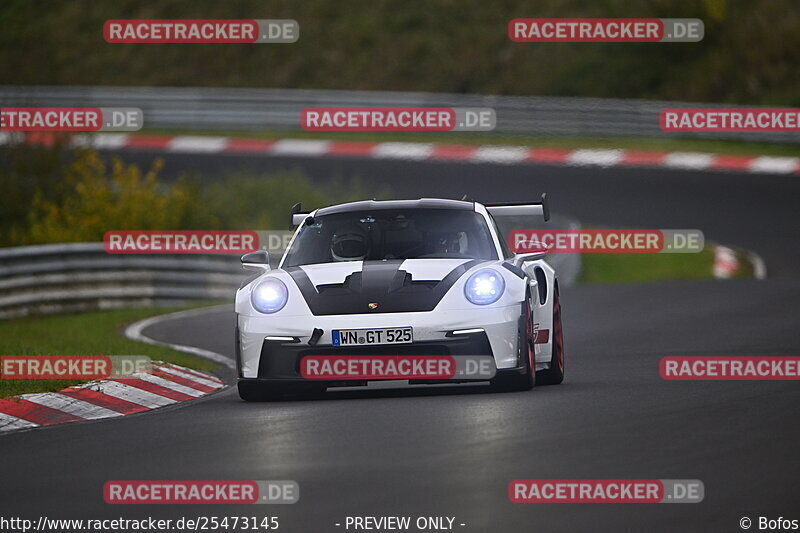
[
  {"xmin": 536, "ymin": 287, "xmax": 565, "ymax": 385},
  {"xmin": 492, "ymin": 294, "xmax": 535, "ymax": 392}
]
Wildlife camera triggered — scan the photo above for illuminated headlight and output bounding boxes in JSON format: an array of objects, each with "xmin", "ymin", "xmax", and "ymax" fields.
[
  {"xmin": 251, "ymin": 278, "xmax": 289, "ymax": 314},
  {"xmin": 464, "ymin": 269, "xmax": 505, "ymax": 306}
]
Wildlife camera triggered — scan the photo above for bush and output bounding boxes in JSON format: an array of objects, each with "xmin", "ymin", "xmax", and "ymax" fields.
[
  {"xmin": 0, "ymin": 143, "xmax": 379, "ymax": 245},
  {"xmin": 24, "ymin": 150, "xmax": 215, "ymax": 244},
  {"xmin": 0, "ymin": 138, "xmax": 74, "ymax": 245},
  {"xmin": 0, "ymin": 0, "xmax": 797, "ymax": 104}
]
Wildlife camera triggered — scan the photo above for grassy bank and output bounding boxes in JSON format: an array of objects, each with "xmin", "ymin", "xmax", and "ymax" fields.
[
  {"xmin": 1, "ymin": 0, "xmax": 798, "ymax": 105},
  {"xmin": 579, "ymin": 249, "xmax": 716, "ymax": 284},
  {"xmin": 0, "ymin": 306, "xmax": 220, "ymax": 398},
  {"xmin": 578, "ymin": 245, "xmax": 755, "ymax": 284}
]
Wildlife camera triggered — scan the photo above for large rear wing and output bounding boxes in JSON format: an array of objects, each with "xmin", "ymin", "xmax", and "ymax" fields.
[
  {"xmin": 291, "ymin": 195, "xmax": 550, "ymax": 225},
  {"xmin": 290, "ymin": 202, "xmax": 312, "ymax": 225},
  {"xmin": 483, "ymin": 193, "xmax": 550, "ymax": 222}
]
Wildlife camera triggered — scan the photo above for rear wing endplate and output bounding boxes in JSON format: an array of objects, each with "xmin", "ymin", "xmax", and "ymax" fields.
[
  {"xmin": 483, "ymin": 193, "xmax": 550, "ymax": 222},
  {"xmin": 290, "ymin": 202, "xmax": 311, "ymax": 226}
]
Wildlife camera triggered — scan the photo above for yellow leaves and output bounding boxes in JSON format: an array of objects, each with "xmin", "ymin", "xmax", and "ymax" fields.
[
  {"xmin": 25, "ymin": 149, "xmax": 212, "ymax": 244},
  {"xmin": 703, "ymin": 0, "xmax": 727, "ymax": 22},
  {"xmin": 3, "ymin": 144, "xmax": 368, "ymax": 246}
]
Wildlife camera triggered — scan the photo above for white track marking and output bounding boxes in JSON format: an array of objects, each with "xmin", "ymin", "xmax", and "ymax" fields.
[
  {"xmin": 748, "ymin": 251, "xmax": 768, "ymax": 280},
  {"xmin": 568, "ymin": 149, "xmax": 624, "ymax": 167},
  {"xmin": 664, "ymin": 152, "xmax": 715, "ymax": 170},
  {"xmin": 713, "ymin": 245, "xmax": 739, "ymax": 279},
  {"xmin": 164, "ymin": 363, "xmax": 224, "ymax": 384},
  {"xmin": 471, "ymin": 146, "xmax": 528, "ymax": 164},
  {"xmin": 372, "ymin": 142, "xmax": 434, "ymax": 160},
  {"xmin": 168, "ymin": 136, "xmax": 228, "ymax": 153},
  {"xmin": 0, "ymin": 412, "xmax": 39, "ymax": 431},
  {"xmin": 130, "ymin": 373, "xmax": 205, "ymax": 397},
  {"xmin": 86, "ymin": 380, "xmax": 178, "ymax": 409},
  {"xmin": 124, "ymin": 305, "xmax": 235, "ymax": 368},
  {"xmin": 748, "ymin": 156, "xmax": 799, "ymax": 174},
  {"xmin": 20, "ymin": 393, "xmax": 121, "ymax": 420},
  {"xmin": 270, "ymin": 139, "xmax": 331, "ymax": 155},
  {"xmin": 72, "ymin": 133, "xmax": 130, "ymax": 149},
  {"xmin": 157, "ymin": 365, "xmax": 225, "ymax": 389}
]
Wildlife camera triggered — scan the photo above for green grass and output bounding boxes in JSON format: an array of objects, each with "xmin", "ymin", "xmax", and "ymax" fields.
[
  {"xmin": 144, "ymin": 128, "xmax": 800, "ymax": 158},
  {"xmin": 579, "ymin": 249, "xmax": 717, "ymax": 284},
  {"xmin": 576, "ymin": 243, "xmax": 763, "ymax": 284},
  {"xmin": 0, "ymin": 306, "xmax": 221, "ymax": 398}
]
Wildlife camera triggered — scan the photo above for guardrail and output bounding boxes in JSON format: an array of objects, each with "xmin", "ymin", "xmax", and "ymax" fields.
[
  {"xmin": 0, "ymin": 241, "xmax": 579, "ymax": 319},
  {"xmin": 1, "ymin": 85, "xmax": 797, "ymax": 144},
  {"xmin": 0, "ymin": 243, "xmax": 249, "ymax": 319}
]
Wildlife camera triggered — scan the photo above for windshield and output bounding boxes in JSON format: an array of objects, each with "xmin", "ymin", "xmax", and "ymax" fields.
[{"xmin": 282, "ymin": 208, "xmax": 498, "ymax": 266}]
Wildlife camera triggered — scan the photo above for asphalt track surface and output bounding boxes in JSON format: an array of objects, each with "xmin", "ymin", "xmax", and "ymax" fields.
[{"xmin": 1, "ymin": 150, "xmax": 799, "ymax": 532}]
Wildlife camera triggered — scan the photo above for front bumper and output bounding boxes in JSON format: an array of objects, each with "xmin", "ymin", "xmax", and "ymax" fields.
[
  {"xmin": 237, "ymin": 305, "xmax": 525, "ymax": 379},
  {"xmin": 247, "ymin": 331, "xmax": 493, "ymax": 385}
]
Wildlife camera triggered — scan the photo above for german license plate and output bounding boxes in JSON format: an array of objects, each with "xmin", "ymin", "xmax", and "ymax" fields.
[{"xmin": 332, "ymin": 327, "xmax": 413, "ymax": 346}]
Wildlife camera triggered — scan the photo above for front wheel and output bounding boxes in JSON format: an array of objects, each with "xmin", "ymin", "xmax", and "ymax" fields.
[
  {"xmin": 492, "ymin": 295, "xmax": 535, "ymax": 392},
  {"xmin": 536, "ymin": 288, "xmax": 565, "ymax": 385}
]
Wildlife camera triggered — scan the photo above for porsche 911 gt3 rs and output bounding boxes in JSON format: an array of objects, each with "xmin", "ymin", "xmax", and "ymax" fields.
[{"xmin": 234, "ymin": 196, "xmax": 565, "ymax": 400}]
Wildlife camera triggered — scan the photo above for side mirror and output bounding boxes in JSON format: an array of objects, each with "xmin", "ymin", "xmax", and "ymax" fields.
[
  {"xmin": 511, "ymin": 240, "xmax": 548, "ymax": 266},
  {"xmin": 241, "ymin": 250, "xmax": 270, "ymax": 271}
]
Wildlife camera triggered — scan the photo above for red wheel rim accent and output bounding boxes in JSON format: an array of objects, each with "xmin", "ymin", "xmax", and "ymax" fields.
[{"xmin": 553, "ymin": 292, "xmax": 564, "ymax": 372}]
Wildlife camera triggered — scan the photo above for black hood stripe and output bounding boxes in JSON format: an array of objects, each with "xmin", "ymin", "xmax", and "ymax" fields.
[{"xmin": 286, "ymin": 259, "xmax": 485, "ymax": 315}]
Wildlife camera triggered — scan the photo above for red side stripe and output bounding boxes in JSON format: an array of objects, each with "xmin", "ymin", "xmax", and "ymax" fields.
[
  {"xmin": 24, "ymin": 133, "xmax": 58, "ymax": 147},
  {"xmin": 0, "ymin": 398, "xmax": 83, "ymax": 425},
  {"xmin": 620, "ymin": 150, "xmax": 670, "ymax": 166},
  {"xmin": 124, "ymin": 135, "xmax": 173, "ymax": 149},
  {"xmin": 60, "ymin": 388, "xmax": 149, "ymax": 414},
  {"xmin": 151, "ymin": 370, "xmax": 216, "ymax": 393},
  {"xmin": 224, "ymin": 138, "xmax": 275, "ymax": 152},
  {"xmin": 527, "ymin": 148, "xmax": 571, "ymax": 163},
  {"xmin": 533, "ymin": 329, "xmax": 551, "ymax": 344},
  {"xmin": 328, "ymin": 141, "xmax": 376, "ymax": 156},
  {"xmin": 114, "ymin": 378, "xmax": 194, "ymax": 401},
  {"xmin": 710, "ymin": 155, "xmax": 754, "ymax": 171},
  {"xmin": 431, "ymin": 144, "xmax": 478, "ymax": 160}
]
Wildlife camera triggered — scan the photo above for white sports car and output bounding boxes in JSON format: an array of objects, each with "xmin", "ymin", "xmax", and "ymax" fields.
[{"xmin": 234, "ymin": 196, "xmax": 565, "ymax": 401}]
